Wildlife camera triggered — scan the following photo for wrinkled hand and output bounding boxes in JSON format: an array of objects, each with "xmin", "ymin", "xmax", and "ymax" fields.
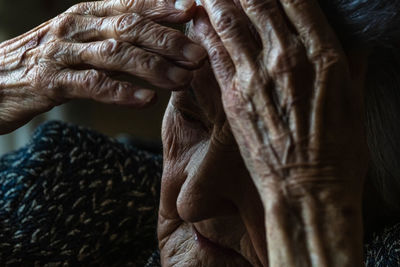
[
  {"xmin": 0, "ymin": 0, "xmax": 206, "ymax": 134},
  {"xmin": 192, "ymin": 0, "xmax": 369, "ymax": 266}
]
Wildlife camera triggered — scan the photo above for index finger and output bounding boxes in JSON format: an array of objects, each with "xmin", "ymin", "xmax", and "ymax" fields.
[
  {"xmin": 280, "ymin": 0, "xmax": 344, "ymax": 60},
  {"xmin": 201, "ymin": 0, "xmax": 259, "ymax": 68}
]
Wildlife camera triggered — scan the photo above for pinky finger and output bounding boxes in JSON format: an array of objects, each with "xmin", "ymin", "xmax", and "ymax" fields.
[{"xmin": 56, "ymin": 69, "xmax": 156, "ymax": 108}]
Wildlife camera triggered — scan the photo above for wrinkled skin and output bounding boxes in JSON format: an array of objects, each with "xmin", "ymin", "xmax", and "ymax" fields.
[
  {"xmin": 0, "ymin": 0, "xmax": 206, "ymax": 134},
  {"xmin": 159, "ymin": 0, "xmax": 369, "ymax": 266},
  {"xmin": 159, "ymin": 60, "xmax": 268, "ymax": 266},
  {"xmin": 0, "ymin": 0, "xmax": 370, "ymax": 266}
]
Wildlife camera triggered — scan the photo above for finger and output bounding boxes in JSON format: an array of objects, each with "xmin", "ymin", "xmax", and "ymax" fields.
[
  {"xmin": 279, "ymin": 0, "xmax": 348, "ymax": 137},
  {"xmin": 190, "ymin": 7, "xmax": 235, "ymax": 86},
  {"xmin": 201, "ymin": 0, "xmax": 259, "ymax": 68},
  {"xmin": 60, "ymin": 39, "xmax": 193, "ymax": 90},
  {"xmin": 238, "ymin": 0, "xmax": 296, "ymax": 51},
  {"xmin": 279, "ymin": 0, "xmax": 344, "ymax": 60},
  {"xmin": 56, "ymin": 13, "xmax": 207, "ymax": 67},
  {"xmin": 192, "ymin": 8, "xmax": 282, "ymax": 136},
  {"xmin": 236, "ymin": 0, "xmax": 311, "ymax": 141},
  {"xmin": 56, "ymin": 69, "xmax": 156, "ymax": 107},
  {"xmin": 67, "ymin": 0, "xmax": 197, "ymax": 23}
]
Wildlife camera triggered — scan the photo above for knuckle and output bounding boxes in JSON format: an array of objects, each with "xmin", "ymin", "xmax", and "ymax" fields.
[
  {"xmin": 47, "ymin": 74, "xmax": 65, "ymax": 102},
  {"xmin": 138, "ymin": 52, "xmax": 164, "ymax": 71},
  {"xmin": 242, "ymin": 0, "xmax": 277, "ymax": 13},
  {"xmin": 189, "ymin": 16, "xmax": 215, "ymax": 42},
  {"xmin": 202, "ymin": 26, "xmax": 217, "ymax": 41},
  {"xmin": 30, "ymin": 65, "xmax": 46, "ymax": 89},
  {"xmin": 213, "ymin": 8, "xmax": 241, "ymax": 34},
  {"xmin": 110, "ymin": 83, "xmax": 126, "ymax": 101},
  {"xmin": 223, "ymin": 90, "xmax": 244, "ymax": 116},
  {"xmin": 153, "ymin": 29, "xmax": 183, "ymax": 50},
  {"xmin": 42, "ymin": 41, "xmax": 61, "ymax": 59},
  {"xmin": 99, "ymin": 39, "xmax": 128, "ymax": 60},
  {"xmin": 132, "ymin": 48, "xmax": 166, "ymax": 72},
  {"xmin": 208, "ymin": 45, "xmax": 225, "ymax": 64},
  {"xmin": 119, "ymin": 0, "xmax": 136, "ymax": 10},
  {"xmin": 239, "ymin": 0, "xmax": 255, "ymax": 9},
  {"xmin": 33, "ymin": 66, "xmax": 60, "ymax": 102},
  {"xmin": 208, "ymin": 45, "xmax": 234, "ymax": 81},
  {"xmin": 67, "ymin": 1, "xmax": 103, "ymax": 15},
  {"xmin": 311, "ymin": 48, "xmax": 343, "ymax": 69},
  {"xmin": 281, "ymin": 0, "xmax": 305, "ymax": 8},
  {"xmin": 83, "ymin": 70, "xmax": 107, "ymax": 92},
  {"xmin": 82, "ymin": 70, "xmax": 105, "ymax": 89},
  {"xmin": 267, "ymin": 48, "xmax": 299, "ymax": 75},
  {"xmin": 115, "ymin": 13, "xmax": 141, "ymax": 36},
  {"xmin": 66, "ymin": 2, "xmax": 95, "ymax": 14},
  {"xmin": 53, "ymin": 13, "xmax": 76, "ymax": 38},
  {"xmin": 66, "ymin": 2, "xmax": 85, "ymax": 13}
]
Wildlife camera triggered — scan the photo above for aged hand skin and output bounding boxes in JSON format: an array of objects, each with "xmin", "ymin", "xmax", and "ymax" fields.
[
  {"xmin": 192, "ymin": 0, "xmax": 370, "ymax": 266},
  {"xmin": 0, "ymin": 0, "xmax": 206, "ymax": 134}
]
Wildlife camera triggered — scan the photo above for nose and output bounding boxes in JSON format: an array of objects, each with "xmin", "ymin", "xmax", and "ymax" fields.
[{"xmin": 176, "ymin": 141, "xmax": 247, "ymax": 222}]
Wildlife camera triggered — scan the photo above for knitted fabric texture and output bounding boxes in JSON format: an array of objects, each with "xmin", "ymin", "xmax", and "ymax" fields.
[{"xmin": 0, "ymin": 121, "xmax": 161, "ymax": 266}]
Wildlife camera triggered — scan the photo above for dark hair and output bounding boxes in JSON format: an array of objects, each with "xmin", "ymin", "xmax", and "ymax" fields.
[
  {"xmin": 321, "ymin": 1, "xmax": 400, "ymax": 216},
  {"xmin": 321, "ymin": 1, "xmax": 400, "ymax": 47}
]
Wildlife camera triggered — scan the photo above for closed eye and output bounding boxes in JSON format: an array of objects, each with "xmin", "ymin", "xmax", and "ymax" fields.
[
  {"xmin": 173, "ymin": 105, "xmax": 210, "ymax": 133},
  {"xmin": 171, "ymin": 90, "xmax": 210, "ymax": 132},
  {"xmin": 178, "ymin": 108, "xmax": 202, "ymax": 124}
]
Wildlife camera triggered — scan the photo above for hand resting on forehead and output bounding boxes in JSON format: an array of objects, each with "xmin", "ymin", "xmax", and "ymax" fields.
[{"xmin": 0, "ymin": 0, "xmax": 400, "ymax": 266}]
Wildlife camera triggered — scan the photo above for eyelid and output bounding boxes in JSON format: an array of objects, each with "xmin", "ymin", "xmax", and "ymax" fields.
[
  {"xmin": 179, "ymin": 110, "xmax": 202, "ymax": 125},
  {"xmin": 171, "ymin": 103, "xmax": 209, "ymax": 132},
  {"xmin": 172, "ymin": 91, "xmax": 201, "ymax": 117},
  {"xmin": 174, "ymin": 105, "xmax": 202, "ymax": 123}
]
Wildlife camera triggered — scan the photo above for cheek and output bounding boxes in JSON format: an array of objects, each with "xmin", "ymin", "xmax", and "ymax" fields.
[
  {"xmin": 160, "ymin": 107, "xmax": 209, "ymax": 217},
  {"xmin": 161, "ymin": 104, "xmax": 207, "ymax": 178}
]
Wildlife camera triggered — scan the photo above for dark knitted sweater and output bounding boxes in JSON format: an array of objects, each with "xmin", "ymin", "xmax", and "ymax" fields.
[{"xmin": 0, "ymin": 121, "xmax": 397, "ymax": 266}]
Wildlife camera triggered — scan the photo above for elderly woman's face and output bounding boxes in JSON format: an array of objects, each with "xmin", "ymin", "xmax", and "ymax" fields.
[{"xmin": 159, "ymin": 49, "xmax": 268, "ymax": 266}]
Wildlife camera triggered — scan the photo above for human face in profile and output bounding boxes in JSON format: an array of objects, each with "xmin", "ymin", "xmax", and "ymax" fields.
[{"xmin": 158, "ymin": 28, "xmax": 268, "ymax": 265}]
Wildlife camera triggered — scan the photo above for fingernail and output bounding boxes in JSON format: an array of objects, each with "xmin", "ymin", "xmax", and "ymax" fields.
[
  {"xmin": 168, "ymin": 67, "xmax": 192, "ymax": 84},
  {"xmin": 134, "ymin": 89, "xmax": 154, "ymax": 101},
  {"xmin": 175, "ymin": 0, "xmax": 195, "ymax": 11},
  {"xmin": 183, "ymin": 43, "xmax": 207, "ymax": 62}
]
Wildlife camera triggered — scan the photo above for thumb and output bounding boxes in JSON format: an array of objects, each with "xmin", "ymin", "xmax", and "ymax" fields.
[{"xmin": 191, "ymin": 7, "xmax": 235, "ymax": 85}]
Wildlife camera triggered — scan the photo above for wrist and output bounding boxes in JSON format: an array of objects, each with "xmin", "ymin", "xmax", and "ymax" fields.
[{"xmin": 262, "ymin": 180, "xmax": 364, "ymax": 267}]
